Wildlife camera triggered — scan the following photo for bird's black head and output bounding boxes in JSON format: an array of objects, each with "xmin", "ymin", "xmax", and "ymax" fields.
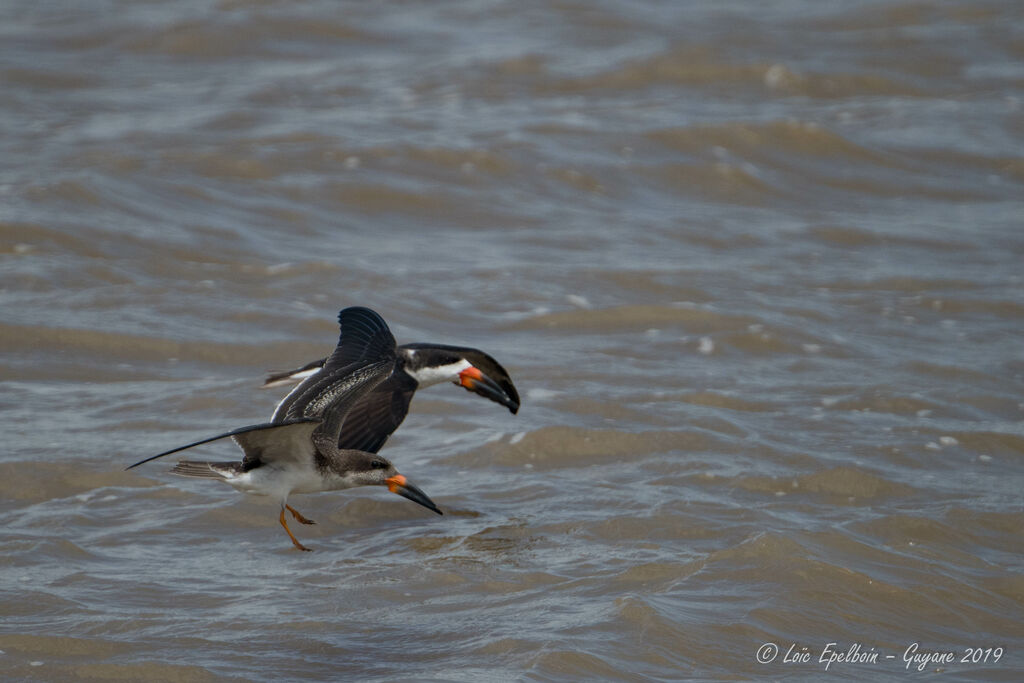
[
  {"xmin": 399, "ymin": 344, "xmax": 520, "ymax": 413},
  {"xmin": 338, "ymin": 450, "xmax": 443, "ymax": 516}
]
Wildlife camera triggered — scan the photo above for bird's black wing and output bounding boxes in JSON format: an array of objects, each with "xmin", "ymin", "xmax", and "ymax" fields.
[
  {"xmin": 334, "ymin": 370, "xmax": 418, "ymax": 453},
  {"xmin": 125, "ymin": 419, "xmax": 321, "ymax": 471},
  {"xmin": 333, "ymin": 343, "xmax": 520, "ymax": 452},
  {"xmin": 273, "ymin": 307, "xmax": 399, "ymax": 447},
  {"xmin": 233, "ymin": 420, "xmax": 323, "ymax": 471}
]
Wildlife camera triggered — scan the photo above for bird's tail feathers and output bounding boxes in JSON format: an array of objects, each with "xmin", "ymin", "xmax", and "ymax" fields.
[{"xmin": 170, "ymin": 461, "xmax": 242, "ymax": 479}]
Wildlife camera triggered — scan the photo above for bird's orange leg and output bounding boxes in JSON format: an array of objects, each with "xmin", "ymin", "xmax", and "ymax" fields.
[
  {"xmin": 286, "ymin": 504, "xmax": 316, "ymax": 525},
  {"xmin": 280, "ymin": 507, "xmax": 313, "ymax": 551}
]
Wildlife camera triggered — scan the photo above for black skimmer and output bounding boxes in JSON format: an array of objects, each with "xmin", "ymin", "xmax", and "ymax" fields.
[
  {"xmin": 265, "ymin": 313, "xmax": 520, "ymax": 454},
  {"xmin": 126, "ymin": 308, "xmax": 442, "ymax": 552}
]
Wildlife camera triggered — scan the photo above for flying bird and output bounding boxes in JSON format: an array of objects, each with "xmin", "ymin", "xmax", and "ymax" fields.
[
  {"xmin": 265, "ymin": 315, "xmax": 520, "ymax": 454},
  {"xmin": 126, "ymin": 307, "xmax": 442, "ymax": 552}
]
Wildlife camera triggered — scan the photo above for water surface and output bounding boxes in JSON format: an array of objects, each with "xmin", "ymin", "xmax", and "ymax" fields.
[{"xmin": 2, "ymin": 0, "xmax": 1023, "ymax": 680}]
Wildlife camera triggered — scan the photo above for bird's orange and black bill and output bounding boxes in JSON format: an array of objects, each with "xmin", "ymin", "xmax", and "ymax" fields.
[
  {"xmin": 458, "ymin": 367, "xmax": 519, "ymax": 413},
  {"xmin": 386, "ymin": 475, "xmax": 443, "ymax": 515}
]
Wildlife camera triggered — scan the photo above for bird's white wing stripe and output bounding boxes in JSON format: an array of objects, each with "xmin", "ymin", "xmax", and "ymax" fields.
[{"xmin": 270, "ymin": 367, "xmax": 323, "ymax": 421}]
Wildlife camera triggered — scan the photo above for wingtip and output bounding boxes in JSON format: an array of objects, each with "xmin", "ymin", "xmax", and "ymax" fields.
[
  {"xmin": 124, "ymin": 457, "xmax": 152, "ymax": 471},
  {"xmin": 324, "ymin": 307, "xmax": 397, "ymax": 371}
]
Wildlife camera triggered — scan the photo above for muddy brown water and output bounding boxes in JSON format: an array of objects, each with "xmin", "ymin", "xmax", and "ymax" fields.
[{"xmin": 2, "ymin": 1, "xmax": 1022, "ymax": 680}]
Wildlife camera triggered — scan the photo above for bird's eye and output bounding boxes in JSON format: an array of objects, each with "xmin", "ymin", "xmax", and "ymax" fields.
[{"xmin": 370, "ymin": 459, "xmax": 388, "ymax": 469}]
